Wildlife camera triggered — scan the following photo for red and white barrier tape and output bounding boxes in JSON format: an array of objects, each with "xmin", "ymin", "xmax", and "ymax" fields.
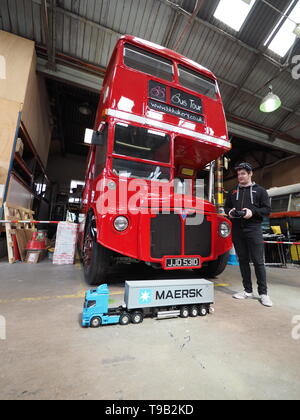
[
  {"xmin": 264, "ymin": 241, "xmax": 300, "ymax": 245},
  {"xmin": 0, "ymin": 220, "xmax": 62, "ymax": 224}
]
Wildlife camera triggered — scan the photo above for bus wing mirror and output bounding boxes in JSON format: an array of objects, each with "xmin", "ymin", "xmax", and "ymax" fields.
[{"xmin": 84, "ymin": 128, "xmax": 104, "ymax": 146}]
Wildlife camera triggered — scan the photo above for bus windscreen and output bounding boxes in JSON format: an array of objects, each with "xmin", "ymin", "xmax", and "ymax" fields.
[
  {"xmin": 112, "ymin": 158, "xmax": 170, "ymax": 181},
  {"xmin": 113, "ymin": 123, "xmax": 170, "ymax": 163}
]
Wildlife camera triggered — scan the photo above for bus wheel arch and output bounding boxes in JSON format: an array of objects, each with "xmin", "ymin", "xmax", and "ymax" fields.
[
  {"xmin": 82, "ymin": 210, "xmax": 111, "ymax": 286},
  {"xmin": 193, "ymin": 251, "xmax": 230, "ymax": 278}
]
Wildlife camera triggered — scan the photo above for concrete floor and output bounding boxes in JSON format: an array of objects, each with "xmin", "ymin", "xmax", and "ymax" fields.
[{"xmin": 0, "ymin": 258, "xmax": 299, "ymax": 400}]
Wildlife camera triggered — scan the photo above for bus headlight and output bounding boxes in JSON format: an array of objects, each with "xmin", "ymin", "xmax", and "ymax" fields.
[
  {"xmin": 114, "ymin": 216, "xmax": 129, "ymax": 232},
  {"xmin": 108, "ymin": 180, "xmax": 116, "ymax": 190},
  {"xmin": 219, "ymin": 222, "xmax": 231, "ymax": 238}
]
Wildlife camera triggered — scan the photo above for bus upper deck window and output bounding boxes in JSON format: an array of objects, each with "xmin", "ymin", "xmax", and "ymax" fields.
[
  {"xmin": 124, "ymin": 43, "xmax": 173, "ymax": 81},
  {"xmin": 178, "ymin": 65, "xmax": 217, "ymax": 99}
]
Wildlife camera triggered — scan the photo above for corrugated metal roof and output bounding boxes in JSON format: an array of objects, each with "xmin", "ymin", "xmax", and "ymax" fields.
[
  {"xmin": 0, "ymin": 0, "xmax": 300, "ymax": 145},
  {"xmin": 238, "ymin": 0, "xmax": 293, "ymax": 49}
]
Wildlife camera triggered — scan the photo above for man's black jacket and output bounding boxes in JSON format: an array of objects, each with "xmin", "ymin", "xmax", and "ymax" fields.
[{"xmin": 224, "ymin": 183, "xmax": 271, "ymax": 226}]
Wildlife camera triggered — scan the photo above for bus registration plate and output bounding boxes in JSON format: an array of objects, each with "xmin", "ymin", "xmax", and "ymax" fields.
[{"xmin": 164, "ymin": 257, "xmax": 201, "ymax": 270}]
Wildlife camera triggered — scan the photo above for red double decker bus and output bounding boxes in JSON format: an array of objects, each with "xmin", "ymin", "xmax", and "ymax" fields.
[{"xmin": 79, "ymin": 35, "xmax": 232, "ymax": 285}]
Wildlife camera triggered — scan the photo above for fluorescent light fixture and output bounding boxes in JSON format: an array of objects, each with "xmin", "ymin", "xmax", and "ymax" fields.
[
  {"xmin": 116, "ymin": 141, "xmax": 151, "ymax": 151},
  {"xmin": 259, "ymin": 85, "xmax": 282, "ymax": 113},
  {"xmin": 147, "ymin": 129, "xmax": 166, "ymax": 137},
  {"xmin": 267, "ymin": 0, "xmax": 300, "ymax": 56},
  {"xmin": 213, "ymin": 0, "xmax": 257, "ymax": 32},
  {"xmin": 293, "ymin": 23, "xmax": 300, "ymax": 37}
]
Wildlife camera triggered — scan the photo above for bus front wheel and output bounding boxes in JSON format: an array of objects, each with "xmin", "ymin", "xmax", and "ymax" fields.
[
  {"xmin": 193, "ymin": 251, "xmax": 229, "ymax": 278},
  {"xmin": 82, "ymin": 214, "xmax": 111, "ymax": 286}
]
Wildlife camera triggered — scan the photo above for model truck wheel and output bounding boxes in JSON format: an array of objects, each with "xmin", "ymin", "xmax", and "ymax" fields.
[
  {"xmin": 189, "ymin": 306, "xmax": 198, "ymax": 317},
  {"xmin": 199, "ymin": 305, "xmax": 208, "ymax": 316},
  {"xmin": 119, "ymin": 313, "xmax": 130, "ymax": 325},
  {"xmin": 131, "ymin": 312, "xmax": 144, "ymax": 324},
  {"xmin": 90, "ymin": 317, "xmax": 102, "ymax": 328},
  {"xmin": 82, "ymin": 213, "xmax": 111, "ymax": 286},
  {"xmin": 193, "ymin": 251, "xmax": 229, "ymax": 278},
  {"xmin": 180, "ymin": 306, "xmax": 189, "ymax": 318}
]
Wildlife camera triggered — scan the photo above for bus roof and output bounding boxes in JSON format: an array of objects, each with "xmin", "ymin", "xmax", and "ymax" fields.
[{"xmin": 118, "ymin": 35, "xmax": 217, "ymax": 81}]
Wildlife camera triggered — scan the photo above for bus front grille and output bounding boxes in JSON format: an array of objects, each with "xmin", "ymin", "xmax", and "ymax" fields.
[
  {"xmin": 150, "ymin": 213, "xmax": 182, "ymax": 258},
  {"xmin": 150, "ymin": 213, "xmax": 212, "ymax": 259},
  {"xmin": 184, "ymin": 215, "xmax": 212, "ymax": 256}
]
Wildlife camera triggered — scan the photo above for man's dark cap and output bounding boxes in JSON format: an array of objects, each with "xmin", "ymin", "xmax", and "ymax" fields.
[{"xmin": 234, "ymin": 162, "xmax": 253, "ymax": 173}]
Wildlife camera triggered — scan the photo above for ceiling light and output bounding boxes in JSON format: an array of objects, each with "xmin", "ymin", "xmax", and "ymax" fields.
[
  {"xmin": 79, "ymin": 103, "xmax": 92, "ymax": 116},
  {"xmin": 259, "ymin": 85, "xmax": 282, "ymax": 113},
  {"xmin": 293, "ymin": 23, "xmax": 300, "ymax": 37}
]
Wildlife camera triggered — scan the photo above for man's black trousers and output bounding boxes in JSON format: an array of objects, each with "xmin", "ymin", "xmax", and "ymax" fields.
[{"xmin": 232, "ymin": 223, "xmax": 267, "ymax": 295}]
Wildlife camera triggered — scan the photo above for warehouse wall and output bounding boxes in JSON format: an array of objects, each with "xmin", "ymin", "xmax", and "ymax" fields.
[
  {"xmin": 252, "ymin": 156, "xmax": 300, "ymax": 189},
  {"xmin": 224, "ymin": 156, "xmax": 300, "ymax": 192},
  {"xmin": 46, "ymin": 154, "xmax": 87, "ymax": 191}
]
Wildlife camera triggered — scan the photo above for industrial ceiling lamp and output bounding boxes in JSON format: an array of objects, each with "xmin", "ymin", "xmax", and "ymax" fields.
[
  {"xmin": 79, "ymin": 102, "xmax": 92, "ymax": 116},
  {"xmin": 259, "ymin": 85, "xmax": 282, "ymax": 113},
  {"xmin": 293, "ymin": 23, "xmax": 300, "ymax": 38}
]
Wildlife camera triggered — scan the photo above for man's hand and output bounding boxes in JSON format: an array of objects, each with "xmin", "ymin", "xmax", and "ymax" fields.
[
  {"xmin": 242, "ymin": 208, "xmax": 253, "ymax": 219},
  {"xmin": 228, "ymin": 208, "xmax": 236, "ymax": 218}
]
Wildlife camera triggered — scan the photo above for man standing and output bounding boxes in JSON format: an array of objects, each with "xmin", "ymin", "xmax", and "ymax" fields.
[{"xmin": 224, "ymin": 163, "xmax": 273, "ymax": 307}]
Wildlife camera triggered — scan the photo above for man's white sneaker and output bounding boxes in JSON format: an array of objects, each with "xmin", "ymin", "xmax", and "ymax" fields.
[
  {"xmin": 259, "ymin": 295, "xmax": 273, "ymax": 307},
  {"xmin": 233, "ymin": 291, "xmax": 254, "ymax": 300}
]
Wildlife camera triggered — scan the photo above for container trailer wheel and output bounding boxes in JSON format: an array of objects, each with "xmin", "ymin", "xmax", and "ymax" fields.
[
  {"xmin": 189, "ymin": 306, "xmax": 198, "ymax": 317},
  {"xmin": 119, "ymin": 313, "xmax": 130, "ymax": 325},
  {"xmin": 180, "ymin": 306, "xmax": 189, "ymax": 318},
  {"xmin": 193, "ymin": 251, "xmax": 229, "ymax": 278},
  {"xmin": 82, "ymin": 212, "xmax": 111, "ymax": 286},
  {"xmin": 131, "ymin": 312, "xmax": 144, "ymax": 324},
  {"xmin": 199, "ymin": 305, "xmax": 208, "ymax": 316}
]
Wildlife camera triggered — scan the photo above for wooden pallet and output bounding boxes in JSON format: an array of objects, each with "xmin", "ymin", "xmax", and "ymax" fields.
[{"xmin": 3, "ymin": 203, "xmax": 36, "ymax": 263}]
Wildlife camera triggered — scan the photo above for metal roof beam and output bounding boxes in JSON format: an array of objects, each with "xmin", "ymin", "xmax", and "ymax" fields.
[
  {"xmin": 40, "ymin": 0, "xmax": 57, "ymax": 70},
  {"xmin": 32, "ymin": 0, "xmax": 122, "ymax": 37},
  {"xmin": 227, "ymin": 121, "xmax": 300, "ymax": 155},
  {"xmin": 229, "ymin": 0, "xmax": 298, "ymax": 105},
  {"xmin": 159, "ymin": 0, "xmax": 290, "ymax": 71},
  {"xmin": 270, "ymin": 101, "xmax": 300, "ymax": 136},
  {"xmin": 218, "ymin": 75, "xmax": 300, "ymax": 119},
  {"xmin": 36, "ymin": 57, "xmax": 103, "ymax": 93}
]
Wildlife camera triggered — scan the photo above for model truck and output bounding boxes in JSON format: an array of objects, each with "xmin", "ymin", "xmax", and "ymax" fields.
[{"xmin": 82, "ymin": 279, "xmax": 214, "ymax": 327}]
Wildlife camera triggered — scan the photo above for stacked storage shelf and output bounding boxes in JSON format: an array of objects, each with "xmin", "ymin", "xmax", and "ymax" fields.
[
  {"xmin": 0, "ymin": 30, "xmax": 52, "ymax": 261},
  {"xmin": 0, "ymin": 30, "xmax": 51, "ymax": 218}
]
